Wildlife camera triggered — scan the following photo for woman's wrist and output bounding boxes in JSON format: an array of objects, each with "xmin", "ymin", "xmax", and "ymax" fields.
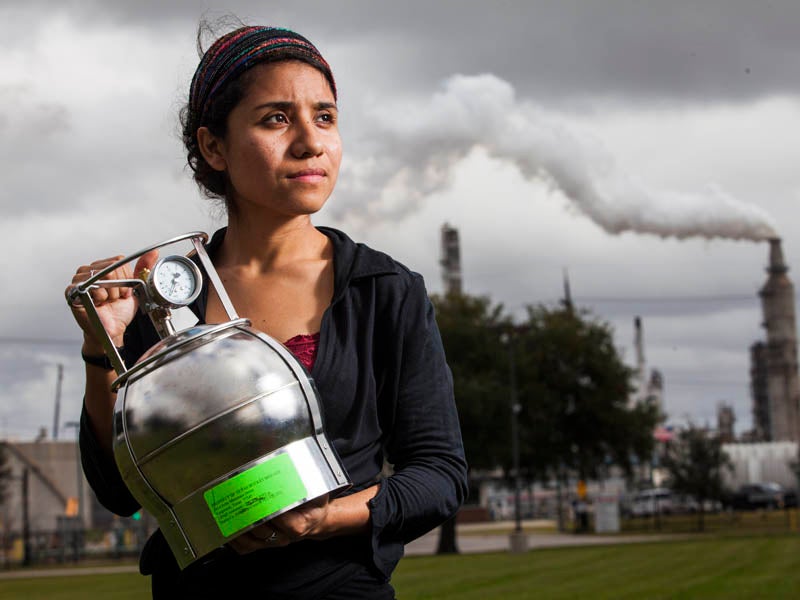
[
  {"xmin": 81, "ymin": 338, "xmax": 124, "ymax": 370},
  {"xmin": 81, "ymin": 350, "xmax": 118, "ymax": 370},
  {"xmin": 81, "ymin": 336, "xmax": 106, "ymax": 356},
  {"xmin": 317, "ymin": 485, "xmax": 380, "ymax": 539},
  {"xmin": 82, "ymin": 334, "xmax": 124, "ymax": 356}
]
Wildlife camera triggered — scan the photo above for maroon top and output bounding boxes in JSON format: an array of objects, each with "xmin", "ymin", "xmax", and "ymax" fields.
[{"xmin": 284, "ymin": 332, "xmax": 320, "ymax": 371}]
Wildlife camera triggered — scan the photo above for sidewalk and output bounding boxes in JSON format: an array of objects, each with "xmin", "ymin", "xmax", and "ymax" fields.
[
  {"xmin": 0, "ymin": 564, "xmax": 139, "ymax": 580},
  {"xmin": 406, "ymin": 519, "xmax": 690, "ymax": 556}
]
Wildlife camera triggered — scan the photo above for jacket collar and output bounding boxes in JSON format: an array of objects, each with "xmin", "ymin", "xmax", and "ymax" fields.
[{"xmin": 316, "ymin": 226, "xmax": 399, "ymax": 296}]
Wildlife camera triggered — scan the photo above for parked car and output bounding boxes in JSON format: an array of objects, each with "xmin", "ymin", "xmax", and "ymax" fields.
[
  {"xmin": 626, "ymin": 488, "xmax": 723, "ymax": 517},
  {"xmin": 629, "ymin": 488, "xmax": 674, "ymax": 517},
  {"xmin": 731, "ymin": 482, "xmax": 790, "ymax": 510},
  {"xmin": 679, "ymin": 496, "xmax": 723, "ymax": 514}
]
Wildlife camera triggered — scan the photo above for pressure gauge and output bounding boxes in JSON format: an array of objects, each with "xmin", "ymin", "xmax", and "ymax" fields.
[{"xmin": 147, "ymin": 255, "xmax": 203, "ymax": 308}]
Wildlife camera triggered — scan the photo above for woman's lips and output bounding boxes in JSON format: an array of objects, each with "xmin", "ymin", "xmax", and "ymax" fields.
[{"xmin": 287, "ymin": 169, "xmax": 325, "ymax": 182}]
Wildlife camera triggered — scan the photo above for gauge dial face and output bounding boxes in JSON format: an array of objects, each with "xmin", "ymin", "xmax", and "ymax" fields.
[{"xmin": 151, "ymin": 256, "xmax": 201, "ymax": 307}]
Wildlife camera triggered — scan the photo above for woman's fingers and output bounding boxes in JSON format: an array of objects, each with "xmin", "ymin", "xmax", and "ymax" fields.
[
  {"xmin": 227, "ymin": 493, "xmax": 333, "ymax": 555},
  {"xmin": 69, "ymin": 262, "xmax": 109, "ymax": 307},
  {"xmin": 133, "ymin": 249, "xmax": 160, "ymax": 280},
  {"xmin": 90, "ymin": 256, "xmax": 128, "ymax": 304},
  {"xmin": 68, "ymin": 250, "xmax": 159, "ymax": 308},
  {"xmin": 269, "ymin": 494, "xmax": 330, "ymax": 539},
  {"xmin": 228, "ymin": 522, "xmax": 289, "ymax": 555},
  {"xmin": 67, "ymin": 255, "xmax": 141, "ymax": 345}
]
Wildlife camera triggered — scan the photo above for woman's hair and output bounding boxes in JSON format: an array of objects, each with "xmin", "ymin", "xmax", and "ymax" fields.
[{"xmin": 180, "ymin": 24, "xmax": 336, "ymax": 205}]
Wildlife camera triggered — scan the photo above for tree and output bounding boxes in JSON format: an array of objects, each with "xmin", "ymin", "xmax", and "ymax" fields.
[
  {"xmin": 433, "ymin": 293, "xmax": 660, "ymax": 534},
  {"xmin": 0, "ymin": 442, "xmax": 12, "ymax": 505},
  {"xmin": 431, "ymin": 292, "xmax": 511, "ymax": 554},
  {"xmin": 660, "ymin": 424, "xmax": 733, "ymax": 531},
  {"xmin": 431, "ymin": 292, "xmax": 511, "ymax": 474},
  {"xmin": 513, "ymin": 304, "xmax": 659, "ymax": 483}
]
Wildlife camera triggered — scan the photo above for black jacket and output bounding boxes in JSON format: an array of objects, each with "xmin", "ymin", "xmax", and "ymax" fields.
[{"xmin": 80, "ymin": 227, "xmax": 467, "ymax": 597}]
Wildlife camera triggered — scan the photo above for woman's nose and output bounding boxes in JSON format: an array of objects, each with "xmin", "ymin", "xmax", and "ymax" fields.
[{"xmin": 290, "ymin": 121, "xmax": 324, "ymax": 158}]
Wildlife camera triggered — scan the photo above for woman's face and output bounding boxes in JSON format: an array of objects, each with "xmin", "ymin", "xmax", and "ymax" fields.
[{"xmin": 201, "ymin": 60, "xmax": 342, "ymax": 219}]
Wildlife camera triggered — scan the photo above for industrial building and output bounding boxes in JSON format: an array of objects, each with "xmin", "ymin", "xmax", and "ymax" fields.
[
  {"xmin": 721, "ymin": 239, "xmax": 800, "ymax": 495},
  {"xmin": 1, "ymin": 438, "xmax": 90, "ymax": 533},
  {"xmin": 717, "ymin": 403, "xmax": 736, "ymax": 444},
  {"xmin": 722, "ymin": 441, "xmax": 798, "ymax": 491},
  {"xmin": 0, "ymin": 436, "xmax": 147, "ymax": 564}
]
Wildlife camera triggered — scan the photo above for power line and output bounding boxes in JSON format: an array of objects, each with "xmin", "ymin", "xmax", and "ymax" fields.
[
  {"xmin": 576, "ymin": 294, "xmax": 757, "ymax": 304},
  {"xmin": 666, "ymin": 380, "xmax": 750, "ymax": 388},
  {"xmin": 501, "ymin": 292, "xmax": 765, "ymax": 313}
]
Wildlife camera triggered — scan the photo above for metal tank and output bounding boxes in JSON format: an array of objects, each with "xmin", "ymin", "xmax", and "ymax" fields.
[{"xmin": 67, "ymin": 232, "xmax": 350, "ymax": 569}]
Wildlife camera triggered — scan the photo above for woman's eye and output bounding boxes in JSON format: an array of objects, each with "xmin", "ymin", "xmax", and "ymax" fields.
[
  {"xmin": 316, "ymin": 113, "xmax": 336, "ymax": 124},
  {"xmin": 262, "ymin": 114, "xmax": 288, "ymax": 124}
]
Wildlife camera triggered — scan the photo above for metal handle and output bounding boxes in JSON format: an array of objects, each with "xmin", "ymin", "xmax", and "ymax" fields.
[{"xmin": 65, "ymin": 231, "xmax": 239, "ymax": 377}]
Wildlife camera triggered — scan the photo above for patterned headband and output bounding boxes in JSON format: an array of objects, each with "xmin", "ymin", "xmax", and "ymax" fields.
[{"xmin": 189, "ymin": 26, "xmax": 336, "ymax": 124}]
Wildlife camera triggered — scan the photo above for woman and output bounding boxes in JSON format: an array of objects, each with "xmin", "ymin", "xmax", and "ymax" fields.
[{"xmin": 67, "ymin": 25, "xmax": 467, "ymax": 599}]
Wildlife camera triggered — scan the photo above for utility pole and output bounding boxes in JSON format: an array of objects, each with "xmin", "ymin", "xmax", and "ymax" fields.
[{"xmin": 52, "ymin": 364, "xmax": 63, "ymax": 440}]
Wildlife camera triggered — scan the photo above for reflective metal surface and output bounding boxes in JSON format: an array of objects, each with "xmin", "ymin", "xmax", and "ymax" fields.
[{"xmin": 113, "ymin": 321, "xmax": 351, "ymax": 569}]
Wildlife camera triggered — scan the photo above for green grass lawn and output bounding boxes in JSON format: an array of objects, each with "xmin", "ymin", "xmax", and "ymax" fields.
[
  {"xmin": 394, "ymin": 534, "xmax": 800, "ymax": 599},
  {"xmin": 2, "ymin": 534, "xmax": 799, "ymax": 599},
  {"xmin": 0, "ymin": 571, "xmax": 149, "ymax": 599}
]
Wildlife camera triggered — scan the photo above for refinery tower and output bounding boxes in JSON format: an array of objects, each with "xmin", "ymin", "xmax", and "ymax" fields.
[{"xmin": 751, "ymin": 238, "xmax": 800, "ymax": 442}]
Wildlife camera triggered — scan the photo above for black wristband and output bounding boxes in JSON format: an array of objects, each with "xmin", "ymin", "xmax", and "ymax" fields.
[{"xmin": 81, "ymin": 348, "xmax": 123, "ymax": 370}]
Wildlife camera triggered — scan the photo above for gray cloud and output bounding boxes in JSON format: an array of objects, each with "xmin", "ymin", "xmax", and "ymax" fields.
[{"xmin": 8, "ymin": 1, "xmax": 800, "ymax": 104}]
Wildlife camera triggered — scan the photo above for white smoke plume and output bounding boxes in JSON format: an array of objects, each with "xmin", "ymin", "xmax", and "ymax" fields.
[{"xmin": 336, "ymin": 74, "xmax": 777, "ymax": 241}]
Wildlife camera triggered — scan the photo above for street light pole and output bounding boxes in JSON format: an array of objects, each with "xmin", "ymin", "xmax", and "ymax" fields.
[
  {"xmin": 21, "ymin": 468, "xmax": 31, "ymax": 566},
  {"xmin": 501, "ymin": 331, "xmax": 528, "ymax": 553},
  {"xmin": 509, "ymin": 339, "xmax": 522, "ymax": 533}
]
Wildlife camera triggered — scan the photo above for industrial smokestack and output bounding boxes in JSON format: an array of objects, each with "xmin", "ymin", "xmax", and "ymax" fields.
[
  {"xmin": 633, "ymin": 316, "xmax": 647, "ymax": 406},
  {"xmin": 761, "ymin": 239, "xmax": 795, "ymax": 341},
  {"xmin": 562, "ymin": 269, "xmax": 574, "ymax": 312},
  {"xmin": 767, "ymin": 237, "xmax": 788, "ymax": 274},
  {"xmin": 634, "ymin": 317, "xmax": 645, "ymax": 369},
  {"xmin": 754, "ymin": 238, "xmax": 800, "ymax": 441},
  {"xmin": 440, "ymin": 223, "xmax": 462, "ymax": 295}
]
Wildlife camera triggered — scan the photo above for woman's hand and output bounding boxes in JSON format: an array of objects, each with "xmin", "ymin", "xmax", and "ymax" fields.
[
  {"xmin": 228, "ymin": 494, "xmax": 331, "ymax": 554},
  {"xmin": 227, "ymin": 485, "xmax": 380, "ymax": 555},
  {"xmin": 66, "ymin": 251, "xmax": 159, "ymax": 352}
]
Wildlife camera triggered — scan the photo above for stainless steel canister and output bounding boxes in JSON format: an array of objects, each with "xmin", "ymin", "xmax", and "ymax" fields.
[{"xmin": 67, "ymin": 233, "xmax": 351, "ymax": 569}]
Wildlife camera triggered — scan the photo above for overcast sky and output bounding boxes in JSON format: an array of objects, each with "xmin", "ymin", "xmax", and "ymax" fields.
[{"xmin": 2, "ymin": 1, "xmax": 799, "ymax": 442}]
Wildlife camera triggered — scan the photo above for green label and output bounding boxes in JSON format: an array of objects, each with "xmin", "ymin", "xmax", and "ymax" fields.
[{"xmin": 203, "ymin": 453, "xmax": 307, "ymax": 537}]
